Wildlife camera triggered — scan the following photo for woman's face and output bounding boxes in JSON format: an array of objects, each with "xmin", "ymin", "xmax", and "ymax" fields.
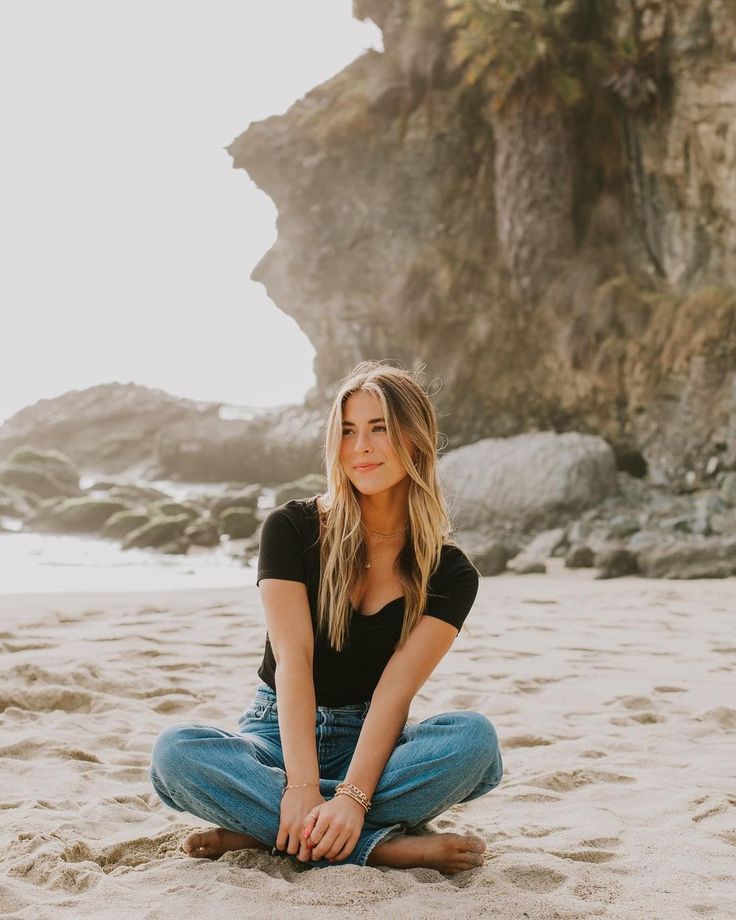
[{"xmin": 339, "ymin": 390, "xmax": 415, "ymax": 497}]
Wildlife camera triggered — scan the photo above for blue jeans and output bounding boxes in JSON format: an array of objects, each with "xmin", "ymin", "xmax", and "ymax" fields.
[{"xmin": 150, "ymin": 682, "xmax": 503, "ymax": 869}]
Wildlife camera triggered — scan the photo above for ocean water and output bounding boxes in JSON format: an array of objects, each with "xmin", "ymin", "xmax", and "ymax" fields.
[
  {"xmin": 0, "ymin": 529, "xmax": 257, "ymax": 595},
  {"xmin": 0, "ymin": 477, "xmax": 269, "ymax": 595}
]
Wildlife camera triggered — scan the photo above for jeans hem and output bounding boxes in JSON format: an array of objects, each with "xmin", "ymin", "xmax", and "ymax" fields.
[{"xmin": 354, "ymin": 823, "xmax": 405, "ymax": 867}]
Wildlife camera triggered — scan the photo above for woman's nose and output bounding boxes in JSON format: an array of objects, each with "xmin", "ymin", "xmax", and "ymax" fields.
[{"xmin": 354, "ymin": 430, "xmax": 373, "ymax": 452}]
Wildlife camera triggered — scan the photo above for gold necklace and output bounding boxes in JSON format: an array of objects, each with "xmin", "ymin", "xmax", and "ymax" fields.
[
  {"xmin": 362, "ymin": 523, "xmax": 409, "ymax": 537},
  {"xmin": 363, "ymin": 523, "xmax": 408, "ymax": 567}
]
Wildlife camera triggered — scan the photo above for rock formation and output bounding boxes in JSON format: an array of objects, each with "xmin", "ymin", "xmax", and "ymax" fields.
[{"xmin": 227, "ymin": 0, "xmax": 736, "ymax": 491}]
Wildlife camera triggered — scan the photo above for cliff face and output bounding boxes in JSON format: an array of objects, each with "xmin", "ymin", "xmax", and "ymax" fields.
[{"xmin": 227, "ymin": 0, "xmax": 736, "ymax": 489}]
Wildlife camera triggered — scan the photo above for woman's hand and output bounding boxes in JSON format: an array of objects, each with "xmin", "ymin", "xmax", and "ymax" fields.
[
  {"xmin": 278, "ymin": 787, "xmax": 325, "ymax": 861},
  {"xmin": 302, "ymin": 794, "xmax": 366, "ymax": 862}
]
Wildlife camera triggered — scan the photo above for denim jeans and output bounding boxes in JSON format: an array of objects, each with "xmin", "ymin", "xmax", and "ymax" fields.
[{"xmin": 150, "ymin": 682, "xmax": 503, "ymax": 869}]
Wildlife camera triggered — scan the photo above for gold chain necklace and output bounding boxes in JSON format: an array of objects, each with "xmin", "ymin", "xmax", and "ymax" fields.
[
  {"xmin": 363, "ymin": 522, "xmax": 408, "ymax": 567},
  {"xmin": 362, "ymin": 523, "xmax": 409, "ymax": 537}
]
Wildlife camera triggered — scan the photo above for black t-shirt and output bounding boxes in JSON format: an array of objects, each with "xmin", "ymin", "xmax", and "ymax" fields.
[{"xmin": 255, "ymin": 496, "xmax": 479, "ymax": 705}]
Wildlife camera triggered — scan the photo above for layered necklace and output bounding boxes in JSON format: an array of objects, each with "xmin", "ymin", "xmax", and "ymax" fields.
[{"xmin": 362, "ymin": 522, "xmax": 409, "ymax": 568}]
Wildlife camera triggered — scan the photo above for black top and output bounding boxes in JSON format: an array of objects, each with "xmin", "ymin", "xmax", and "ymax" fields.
[{"xmin": 256, "ymin": 496, "xmax": 479, "ymax": 705}]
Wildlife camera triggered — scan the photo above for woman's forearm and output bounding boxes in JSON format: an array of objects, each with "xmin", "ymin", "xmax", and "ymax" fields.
[
  {"xmin": 343, "ymin": 686, "xmax": 410, "ymax": 800},
  {"xmin": 273, "ymin": 659, "xmax": 320, "ymax": 786}
]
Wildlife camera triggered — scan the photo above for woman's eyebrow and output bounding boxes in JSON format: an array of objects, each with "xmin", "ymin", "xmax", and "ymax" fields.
[{"xmin": 342, "ymin": 417, "xmax": 385, "ymax": 426}]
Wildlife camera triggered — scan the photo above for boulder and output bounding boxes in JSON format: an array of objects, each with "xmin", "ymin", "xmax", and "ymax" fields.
[
  {"xmin": 122, "ymin": 515, "xmax": 192, "ymax": 550},
  {"xmin": 29, "ymin": 497, "xmax": 131, "ymax": 534},
  {"xmin": 468, "ymin": 542, "xmax": 510, "ymax": 576},
  {"xmin": 636, "ymin": 537, "xmax": 736, "ymax": 579},
  {"xmin": 101, "ymin": 484, "xmax": 170, "ymax": 503},
  {"xmin": 0, "ymin": 462, "xmax": 81, "ymax": 500},
  {"xmin": 0, "ymin": 484, "xmax": 40, "ymax": 518},
  {"xmin": 185, "ymin": 520, "xmax": 221, "ymax": 547},
  {"xmin": 218, "ymin": 508, "xmax": 260, "ymax": 539},
  {"xmin": 210, "ymin": 486, "xmax": 262, "ymax": 518},
  {"xmin": 149, "ymin": 499, "xmax": 203, "ymax": 522},
  {"xmin": 565, "ymin": 545, "xmax": 595, "ymax": 568},
  {"xmin": 720, "ymin": 472, "xmax": 736, "ymax": 505},
  {"xmin": 274, "ymin": 474, "xmax": 327, "ymax": 506},
  {"xmin": 512, "ymin": 559, "xmax": 547, "ymax": 575},
  {"xmin": 440, "ymin": 432, "xmax": 617, "ymax": 531},
  {"xmin": 594, "ymin": 547, "xmax": 639, "ymax": 579},
  {"xmin": 6, "ymin": 446, "xmax": 80, "ymax": 492},
  {"xmin": 101, "ymin": 511, "xmax": 152, "ymax": 539}
]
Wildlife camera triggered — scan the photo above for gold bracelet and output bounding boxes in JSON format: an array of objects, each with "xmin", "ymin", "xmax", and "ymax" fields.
[
  {"xmin": 335, "ymin": 782, "xmax": 372, "ymax": 811},
  {"xmin": 282, "ymin": 781, "xmax": 319, "ymax": 798},
  {"xmin": 334, "ymin": 789, "xmax": 370, "ymax": 813}
]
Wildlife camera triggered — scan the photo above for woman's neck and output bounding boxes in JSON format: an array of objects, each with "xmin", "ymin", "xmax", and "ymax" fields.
[{"xmin": 358, "ymin": 492, "xmax": 409, "ymax": 536}]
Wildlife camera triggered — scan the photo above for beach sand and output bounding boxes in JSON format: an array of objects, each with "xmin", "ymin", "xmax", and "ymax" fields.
[{"xmin": 1, "ymin": 562, "xmax": 734, "ymax": 919}]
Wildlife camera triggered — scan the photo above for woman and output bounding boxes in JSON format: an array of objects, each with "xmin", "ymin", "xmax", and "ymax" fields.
[{"xmin": 150, "ymin": 361, "xmax": 503, "ymax": 873}]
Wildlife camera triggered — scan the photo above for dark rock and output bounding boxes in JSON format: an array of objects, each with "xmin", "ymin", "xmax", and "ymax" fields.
[
  {"xmin": 218, "ymin": 508, "xmax": 260, "ymax": 539},
  {"xmin": 29, "ymin": 497, "xmax": 131, "ymax": 534},
  {"xmin": 0, "ymin": 484, "xmax": 40, "ymax": 518},
  {"xmin": 636, "ymin": 537, "xmax": 736, "ymax": 579},
  {"xmin": 149, "ymin": 500, "xmax": 203, "ymax": 522},
  {"xmin": 122, "ymin": 515, "xmax": 192, "ymax": 549},
  {"xmin": 594, "ymin": 547, "xmax": 639, "ymax": 579},
  {"xmin": 0, "ymin": 463, "xmax": 81, "ymax": 500},
  {"xmin": 101, "ymin": 510, "xmax": 151, "ymax": 539},
  {"xmin": 101, "ymin": 484, "xmax": 170, "ymax": 504},
  {"xmin": 513, "ymin": 559, "xmax": 547, "ymax": 575},
  {"xmin": 605, "ymin": 514, "xmax": 641, "ymax": 540},
  {"xmin": 159, "ymin": 539, "xmax": 189, "ymax": 555},
  {"xmin": 693, "ymin": 492, "xmax": 727, "ymax": 536},
  {"xmin": 185, "ymin": 520, "xmax": 221, "ymax": 548},
  {"xmin": 274, "ymin": 474, "xmax": 327, "ymax": 506},
  {"xmin": 720, "ymin": 472, "xmax": 736, "ymax": 505},
  {"xmin": 469, "ymin": 543, "xmax": 509, "ymax": 576},
  {"xmin": 210, "ymin": 486, "xmax": 262, "ymax": 517},
  {"xmin": 7, "ymin": 446, "xmax": 80, "ymax": 492},
  {"xmin": 565, "ymin": 545, "xmax": 595, "ymax": 568}
]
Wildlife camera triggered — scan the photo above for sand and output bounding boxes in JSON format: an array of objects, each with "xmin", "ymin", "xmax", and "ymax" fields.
[{"xmin": 0, "ymin": 562, "xmax": 734, "ymax": 919}]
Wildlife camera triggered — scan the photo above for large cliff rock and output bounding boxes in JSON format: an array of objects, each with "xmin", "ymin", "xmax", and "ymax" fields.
[{"xmin": 227, "ymin": 0, "xmax": 736, "ymax": 490}]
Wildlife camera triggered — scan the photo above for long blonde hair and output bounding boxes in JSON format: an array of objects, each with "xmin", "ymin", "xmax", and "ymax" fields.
[{"xmin": 315, "ymin": 360, "xmax": 457, "ymax": 653}]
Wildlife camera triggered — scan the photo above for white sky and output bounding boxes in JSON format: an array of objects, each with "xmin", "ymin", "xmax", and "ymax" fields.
[{"xmin": 0, "ymin": 1, "xmax": 381, "ymax": 424}]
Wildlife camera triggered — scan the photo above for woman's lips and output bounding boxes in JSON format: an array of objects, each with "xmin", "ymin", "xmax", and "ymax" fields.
[{"xmin": 354, "ymin": 463, "xmax": 382, "ymax": 472}]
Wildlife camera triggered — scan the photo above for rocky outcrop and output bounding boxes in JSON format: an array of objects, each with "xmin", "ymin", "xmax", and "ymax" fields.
[
  {"xmin": 227, "ymin": 0, "xmax": 736, "ymax": 490},
  {"xmin": 0, "ymin": 383, "xmax": 323, "ymax": 484}
]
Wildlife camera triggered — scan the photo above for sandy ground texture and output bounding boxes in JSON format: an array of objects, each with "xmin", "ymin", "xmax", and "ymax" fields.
[{"xmin": 0, "ymin": 563, "xmax": 734, "ymax": 920}]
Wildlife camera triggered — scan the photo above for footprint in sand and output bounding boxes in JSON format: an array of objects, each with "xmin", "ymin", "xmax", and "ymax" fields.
[
  {"xmin": 693, "ymin": 707, "xmax": 736, "ymax": 731},
  {"xmin": 503, "ymin": 734, "xmax": 554, "ymax": 749},
  {"xmin": 550, "ymin": 848, "xmax": 617, "ymax": 863},
  {"xmin": 690, "ymin": 793, "xmax": 736, "ymax": 823},
  {"xmin": 61, "ymin": 830, "xmax": 183, "ymax": 872},
  {"xmin": 503, "ymin": 864, "xmax": 567, "ymax": 893},
  {"xmin": 527, "ymin": 769, "xmax": 634, "ymax": 792}
]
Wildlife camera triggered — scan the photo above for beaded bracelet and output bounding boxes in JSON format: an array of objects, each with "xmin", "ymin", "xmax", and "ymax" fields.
[{"xmin": 334, "ymin": 781, "xmax": 372, "ymax": 812}]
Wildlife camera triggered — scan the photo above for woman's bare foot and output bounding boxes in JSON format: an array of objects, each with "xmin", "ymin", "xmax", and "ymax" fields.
[
  {"xmin": 182, "ymin": 827, "xmax": 270, "ymax": 860},
  {"xmin": 366, "ymin": 832, "xmax": 486, "ymax": 874}
]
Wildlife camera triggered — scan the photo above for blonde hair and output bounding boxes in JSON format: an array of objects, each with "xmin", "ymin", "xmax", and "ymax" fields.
[{"xmin": 315, "ymin": 360, "xmax": 457, "ymax": 653}]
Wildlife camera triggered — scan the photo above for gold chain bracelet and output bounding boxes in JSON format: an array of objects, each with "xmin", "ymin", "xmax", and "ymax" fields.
[
  {"xmin": 282, "ymin": 781, "xmax": 319, "ymax": 798},
  {"xmin": 334, "ymin": 781, "xmax": 372, "ymax": 812}
]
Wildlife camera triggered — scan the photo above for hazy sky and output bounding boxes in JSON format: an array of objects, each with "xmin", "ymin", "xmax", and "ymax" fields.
[{"xmin": 0, "ymin": 1, "xmax": 381, "ymax": 424}]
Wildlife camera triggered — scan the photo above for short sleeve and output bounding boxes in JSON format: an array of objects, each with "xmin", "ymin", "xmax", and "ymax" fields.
[
  {"xmin": 423, "ymin": 547, "xmax": 479, "ymax": 633},
  {"xmin": 256, "ymin": 503, "xmax": 308, "ymax": 587}
]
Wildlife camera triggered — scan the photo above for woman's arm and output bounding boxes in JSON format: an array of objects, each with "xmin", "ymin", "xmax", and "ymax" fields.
[
  {"xmin": 259, "ymin": 579, "xmax": 321, "ymax": 856},
  {"xmin": 305, "ymin": 615, "xmax": 458, "ymax": 863},
  {"xmin": 342, "ymin": 615, "xmax": 458, "ymax": 800}
]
